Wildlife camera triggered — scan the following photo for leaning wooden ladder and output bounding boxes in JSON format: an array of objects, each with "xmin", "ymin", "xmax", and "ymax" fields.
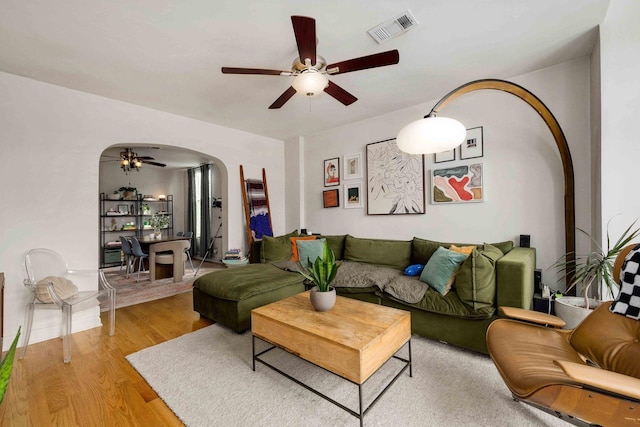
[{"xmin": 240, "ymin": 166, "xmax": 273, "ymax": 262}]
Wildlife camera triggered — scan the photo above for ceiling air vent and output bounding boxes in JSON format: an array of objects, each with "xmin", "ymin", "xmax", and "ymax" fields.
[{"xmin": 367, "ymin": 10, "xmax": 418, "ymax": 44}]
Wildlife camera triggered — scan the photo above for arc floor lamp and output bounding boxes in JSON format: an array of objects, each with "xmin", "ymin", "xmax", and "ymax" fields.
[{"xmin": 396, "ymin": 78, "xmax": 576, "ymax": 276}]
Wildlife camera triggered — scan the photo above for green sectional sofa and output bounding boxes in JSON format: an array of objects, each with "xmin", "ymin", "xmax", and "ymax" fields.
[{"xmin": 193, "ymin": 233, "xmax": 536, "ymax": 354}]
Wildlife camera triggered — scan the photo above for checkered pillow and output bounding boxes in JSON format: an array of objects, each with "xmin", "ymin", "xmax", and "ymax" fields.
[{"xmin": 610, "ymin": 244, "xmax": 640, "ymax": 320}]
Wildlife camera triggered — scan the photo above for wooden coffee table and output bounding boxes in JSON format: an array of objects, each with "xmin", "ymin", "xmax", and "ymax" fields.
[{"xmin": 251, "ymin": 291, "xmax": 412, "ymax": 426}]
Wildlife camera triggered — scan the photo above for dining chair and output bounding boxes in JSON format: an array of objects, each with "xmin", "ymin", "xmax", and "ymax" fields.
[
  {"xmin": 176, "ymin": 231, "xmax": 184, "ymax": 237},
  {"xmin": 20, "ymin": 248, "xmax": 116, "ymax": 363},
  {"xmin": 130, "ymin": 237, "xmax": 149, "ymax": 282},
  {"xmin": 119, "ymin": 236, "xmax": 134, "ymax": 278},
  {"xmin": 183, "ymin": 231, "xmax": 194, "ymax": 272}
]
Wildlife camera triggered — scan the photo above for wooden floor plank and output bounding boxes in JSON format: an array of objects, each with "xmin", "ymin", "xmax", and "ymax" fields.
[{"xmin": 0, "ymin": 291, "xmax": 213, "ymax": 426}]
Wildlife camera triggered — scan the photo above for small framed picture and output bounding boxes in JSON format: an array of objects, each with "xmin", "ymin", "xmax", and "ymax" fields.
[
  {"xmin": 460, "ymin": 126, "xmax": 483, "ymax": 160},
  {"xmin": 323, "ymin": 189, "xmax": 339, "ymax": 208},
  {"xmin": 344, "ymin": 182, "xmax": 363, "ymax": 209},
  {"xmin": 434, "ymin": 149, "xmax": 456, "ymax": 163},
  {"xmin": 324, "ymin": 157, "xmax": 340, "ymax": 187},
  {"xmin": 117, "ymin": 204, "xmax": 130, "ymax": 214},
  {"xmin": 343, "ymin": 152, "xmax": 362, "ymax": 180}
]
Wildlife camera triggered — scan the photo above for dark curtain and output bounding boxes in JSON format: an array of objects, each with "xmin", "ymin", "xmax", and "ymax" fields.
[
  {"xmin": 187, "ymin": 168, "xmax": 197, "ymax": 254},
  {"xmin": 199, "ymin": 163, "xmax": 212, "ymax": 257}
]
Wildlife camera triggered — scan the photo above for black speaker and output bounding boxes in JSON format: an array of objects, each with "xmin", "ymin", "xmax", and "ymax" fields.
[
  {"xmin": 519, "ymin": 234, "xmax": 530, "ymax": 248},
  {"xmin": 534, "ymin": 269, "xmax": 542, "ymax": 290}
]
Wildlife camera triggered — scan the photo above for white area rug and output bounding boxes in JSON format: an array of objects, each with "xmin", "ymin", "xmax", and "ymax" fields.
[{"xmin": 126, "ymin": 325, "xmax": 565, "ymax": 426}]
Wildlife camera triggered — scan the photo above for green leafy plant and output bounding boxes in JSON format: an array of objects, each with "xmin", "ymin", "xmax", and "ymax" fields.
[
  {"xmin": 0, "ymin": 327, "xmax": 21, "ymax": 405},
  {"xmin": 299, "ymin": 241, "xmax": 339, "ymax": 292},
  {"xmin": 553, "ymin": 218, "xmax": 640, "ymax": 308},
  {"xmin": 149, "ymin": 213, "xmax": 170, "ymax": 230}
]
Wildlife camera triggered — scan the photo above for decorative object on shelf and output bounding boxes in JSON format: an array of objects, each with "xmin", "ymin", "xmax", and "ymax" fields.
[
  {"xmin": 343, "ymin": 182, "xmax": 362, "ymax": 209},
  {"xmin": 141, "ymin": 204, "xmax": 151, "ymax": 215},
  {"xmin": 432, "ymin": 163, "xmax": 484, "ymax": 204},
  {"xmin": 343, "ymin": 152, "xmax": 362, "ymax": 180},
  {"xmin": 366, "ymin": 138, "xmax": 425, "ymax": 215},
  {"xmin": 395, "ymin": 78, "xmax": 575, "ymax": 288},
  {"xmin": 323, "ymin": 157, "xmax": 340, "ymax": 187},
  {"xmin": 460, "ymin": 126, "xmax": 484, "ymax": 160},
  {"xmin": 158, "ymin": 194, "xmax": 167, "ymax": 200},
  {"xmin": 117, "ymin": 204, "xmax": 129, "ymax": 214},
  {"xmin": 322, "ymin": 189, "xmax": 339, "ymax": 208},
  {"xmin": 551, "ymin": 218, "xmax": 640, "ymax": 327},
  {"xmin": 107, "ymin": 192, "xmax": 121, "ymax": 200},
  {"xmin": 119, "ymin": 186, "xmax": 138, "ymax": 200},
  {"xmin": 298, "ymin": 241, "xmax": 339, "ymax": 312},
  {"xmin": 434, "ymin": 148, "xmax": 455, "ymax": 163}
]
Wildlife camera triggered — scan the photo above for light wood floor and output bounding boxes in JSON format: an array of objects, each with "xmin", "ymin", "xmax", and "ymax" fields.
[{"xmin": 0, "ymin": 291, "xmax": 213, "ymax": 426}]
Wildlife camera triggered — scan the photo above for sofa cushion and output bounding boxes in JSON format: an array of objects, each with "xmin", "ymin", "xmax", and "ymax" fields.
[
  {"xmin": 456, "ymin": 243, "xmax": 503, "ymax": 310},
  {"xmin": 297, "ymin": 238, "xmax": 327, "ymax": 267},
  {"xmin": 344, "ymin": 235, "xmax": 412, "ymax": 270},
  {"xmin": 411, "ymin": 237, "xmax": 442, "ymax": 265},
  {"xmin": 260, "ymin": 230, "xmax": 299, "ymax": 263},
  {"xmin": 320, "ymin": 235, "xmax": 346, "ymax": 260},
  {"xmin": 385, "ymin": 286, "xmax": 495, "ymax": 319},
  {"xmin": 194, "ymin": 263, "xmax": 304, "ymax": 301},
  {"xmin": 289, "ymin": 236, "xmax": 317, "ymax": 261},
  {"xmin": 420, "ymin": 247, "xmax": 468, "ymax": 296}
]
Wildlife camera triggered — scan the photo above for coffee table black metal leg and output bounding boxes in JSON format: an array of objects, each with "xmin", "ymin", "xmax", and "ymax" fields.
[
  {"xmin": 409, "ymin": 339, "xmax": 413, "ymax": 377},
  {"xmin": 359, "ymin": 384, "xmax": 364, "ymax": 427},
  {"xmin": 252, "ymin": 334, "xmax": 256, "ymax": 371}
]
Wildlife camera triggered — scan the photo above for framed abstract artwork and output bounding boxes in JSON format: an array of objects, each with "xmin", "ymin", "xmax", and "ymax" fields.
[
  {"xmin": 323, "ymin": 189, "xmax": 339, "ymax": 208},
  {"xmin": 434, "ymin": 148, "xmax": 456, "ymax": 163},
  {"xmin": 343, "ymin": 152, "xmax": 362, "ymax": 180},
  {"xmin": 460, "ymin": 126, "xmax": 483, "ymax": 159},
  {"xmin": 366, "ymin": 138, "xmax": 425, "ymax": 215},
  {"xmin": 323, "ymin": 157, "xmax": 340, "ymax": 187},
  {"xmin": 343, "ymin": 182, "xmax": 363, "ymax": 208},
  {"xmin": 432, "ymin": 163, "xmax": 484, "ymax": 204}
]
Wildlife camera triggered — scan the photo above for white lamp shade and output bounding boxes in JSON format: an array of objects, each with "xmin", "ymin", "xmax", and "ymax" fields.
[
  {"xmin": 396, "ymin": 116, "xmax": 466, "ymax": 154},
  {"xmin": 292, "ymin": 71, "xmax": 328, "ymax": 97}
]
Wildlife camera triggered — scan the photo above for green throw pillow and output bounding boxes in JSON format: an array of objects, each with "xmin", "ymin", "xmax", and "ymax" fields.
[
  {"xmin": 260, "ymin": 230, "xmax": 299, "ymax": 263},
  {"xmin": 419, "ymin": 246, "xmax": 468, "ymax": 295},
  {"xmin": 297, "ymin": 239, "xmax": 327, "ymax": 267},
  {"xmin": 456, "ymin": 243, "xmax": 504, "ymax": 310}
]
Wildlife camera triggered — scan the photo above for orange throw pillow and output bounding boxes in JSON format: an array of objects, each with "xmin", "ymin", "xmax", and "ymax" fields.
[
  {"xmin": 290, "ymin": 236, "xmax": 317, "ymax": 261},
  {"xmin": 449, "ymin": 244, "xmax": 476, "ymax": 256}
]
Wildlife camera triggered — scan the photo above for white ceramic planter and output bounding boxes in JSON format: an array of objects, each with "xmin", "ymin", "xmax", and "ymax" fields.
[
  {"xmin": 309, "ymin": 286, "xmax": 336, "ymax": 312},
  {"xmin": 554, "ymin": 296, "xmax": 600, "ymax": 329}
]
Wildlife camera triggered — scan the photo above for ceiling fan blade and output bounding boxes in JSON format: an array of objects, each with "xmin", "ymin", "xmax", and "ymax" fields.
[
  {"xmin": 327, "ymin": 49, "xmax": 399, "ymax": 75},
  {"xmin": 221, "ymin": 67, "xmax": 291, "ymax": 76},
  {"xmin": 269, "ymin": 86, "xmax": 297, "ymax": 109},
  {"xmin": 141, "ymin": 160, "xmax": 166, "ymax": 168},
  {"xmin": 291, "ymin": 16, "xmax": 316, "ymax": 66},
  {"xmin": 324, "ymin": 81, "xmax": 357, "ymax": 106},
  {"xmin": 137, "ymin": 156, "xmax": 155, "ymax": 160}
]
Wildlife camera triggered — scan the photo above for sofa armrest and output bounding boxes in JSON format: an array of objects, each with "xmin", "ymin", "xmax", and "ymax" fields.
[{"xmin": 496, "ymin": 247, "xmax": 536, "ymax": 310}]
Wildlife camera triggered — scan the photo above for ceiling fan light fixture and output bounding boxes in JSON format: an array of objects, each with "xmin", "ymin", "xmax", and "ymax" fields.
[
  {"xmin": 292, "ymin": 70, "xmax": 328, "ymax": 97},
  {"xmin": 396, "ymin": 115, "xmax": 466, "ymax": 154}
]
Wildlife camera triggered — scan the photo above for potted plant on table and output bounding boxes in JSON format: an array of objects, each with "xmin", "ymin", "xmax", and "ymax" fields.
[
  {"xmin": 299, "ymin": 241, "xmax": 340, "ymax": 312},
  {"xmin": 552, "ymin": 218, "xmax": 640, "ymax": 328},
  {"xmin": 149, "ymin": 213, "xmax": 170, "ymax": 239}
]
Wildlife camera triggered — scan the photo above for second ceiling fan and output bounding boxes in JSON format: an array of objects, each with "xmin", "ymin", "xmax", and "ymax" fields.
[{"xmin": 221, "ymin": 15, "xmax": 400, "ymax": 109}]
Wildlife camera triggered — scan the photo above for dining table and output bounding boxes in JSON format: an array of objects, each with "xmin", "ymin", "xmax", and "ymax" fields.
[{"xmin": 138, "ymin": 234, "xmax": 191, "ymax": 281}]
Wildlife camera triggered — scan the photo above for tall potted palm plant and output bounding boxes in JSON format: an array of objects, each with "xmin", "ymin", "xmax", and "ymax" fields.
[{"xmin": 552, "ymin": 218, "xmax": 640, "ymax": 328}]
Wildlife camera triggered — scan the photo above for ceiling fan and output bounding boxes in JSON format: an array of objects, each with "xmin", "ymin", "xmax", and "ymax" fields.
[
  {"xmin": 221, "ymin": 15, "xmax": 400, "ymax": 109},
  {"xmin": 102, "ymin": 148, "xmax": 167, "ymax": 173}
]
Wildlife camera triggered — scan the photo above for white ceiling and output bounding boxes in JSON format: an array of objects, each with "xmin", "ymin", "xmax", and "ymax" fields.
[{"xmin": 1, "ymin": 0, "xmax": 610, "ymax": 166}]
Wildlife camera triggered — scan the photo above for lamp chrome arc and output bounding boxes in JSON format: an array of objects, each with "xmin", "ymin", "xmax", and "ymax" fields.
[{"xmin": 220, "ymin": 15, "xmax": 399, "ymax": 109}]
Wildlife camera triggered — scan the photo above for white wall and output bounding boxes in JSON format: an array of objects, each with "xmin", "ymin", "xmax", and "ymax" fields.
[
  {"xmin": 600, "ymin": 0, "xmax": 640, "ymax": 249},
  {"xmin": 0, "ymin": 71, "xmax": 285, "ymax": 350},
  {"xmin": 284, "ymin": 136, "xmax": 305, "ymax": 233},
  {"xmin": 301, "ymin": 58, "xmax": 592, "ymax": 289}
]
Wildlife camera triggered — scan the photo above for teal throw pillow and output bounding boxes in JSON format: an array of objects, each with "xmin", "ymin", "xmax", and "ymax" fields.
[
  {"xmin": 419, "ymin": 246, "xmax": 468, "ymax": 295},
  {"xmin": 297, "ymin": 238, "xmax": 327, "ymax": 267}
]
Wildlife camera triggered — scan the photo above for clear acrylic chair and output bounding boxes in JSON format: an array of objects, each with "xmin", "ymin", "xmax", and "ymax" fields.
[
  {"xmin": 119, "ymin": 236, "xmax": 134, "ymax": 278},
  {"xmin": 19, "ymin": 248, "xmax": 116, "ymax": 363}
]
